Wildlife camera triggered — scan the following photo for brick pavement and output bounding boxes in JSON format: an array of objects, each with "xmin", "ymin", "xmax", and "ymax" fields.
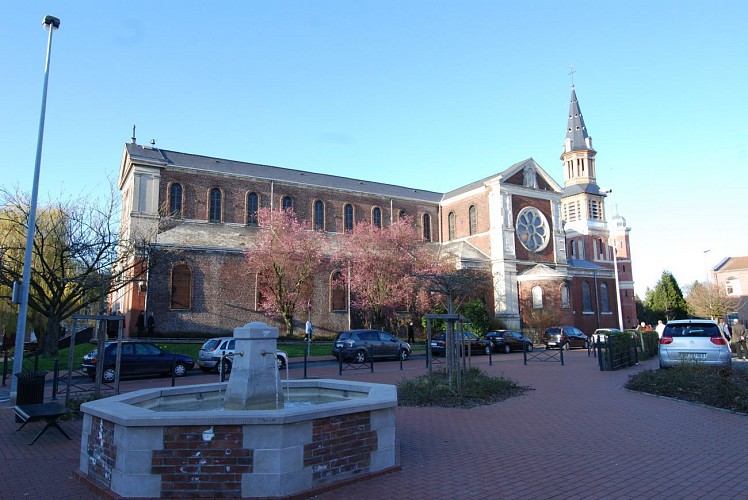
[{"xmin": 1, "ymin": 351, "xmax": 747, "ymax": 499}]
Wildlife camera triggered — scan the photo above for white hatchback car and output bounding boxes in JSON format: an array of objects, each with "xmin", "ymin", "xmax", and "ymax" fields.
[
  {"xmin": 658, "ymin": 319, "xmax": 732, "ymax": 368},
  {"xmin": 197, "ymin": 337, "xmax": 288, "ymax": 372}
]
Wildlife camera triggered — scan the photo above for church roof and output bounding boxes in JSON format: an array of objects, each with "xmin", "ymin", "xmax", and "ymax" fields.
[
  {"xmin": 443, "ymin": 158, "xmax": 563, "ymax": 199},
  {"xmin": 567, "ymin": 258, "xmax": 605, "ymax": 270},
  {"xmin": 125, "ymin": 143, "xmax": 444, "ymax": 203},
  {"xmin": 563, "ymin": 183, "xmax": 605, "ymax": 196},
  {"xmin": 564, "ymin": 86, "xmax": 595, "ymax": 154}
]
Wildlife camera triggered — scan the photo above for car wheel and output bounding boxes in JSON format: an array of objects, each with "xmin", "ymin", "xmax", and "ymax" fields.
[
  {"xmin": 276, "ymin": 355, "xmax": 286, "ymax": 370},
  {"xmin": 527, "ymin": 343, "xmax": 534, "ymax": 352},
  {"xmin": 173, "ymin": 362, "xmax": 188, "ymax": 377},
  {"xmin": 503, "ymin": 345, "xmax": 511, "ymax": 354},
  {"xmin": 353, "ymin": 350, "xmax": 367, "ymax": 364},
  {"xmin": 102, "ymin": 367, "xmax": 116, "ymax": 383},
  {"xmin": 564, "ymin": 342, "xmax": 570, "ymax": 350},
  {"xmin": 399, "ymin": 349, "xmax": 409, "ymax": 361}
]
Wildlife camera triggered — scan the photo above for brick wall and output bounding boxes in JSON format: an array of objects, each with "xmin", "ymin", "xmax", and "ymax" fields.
[
  {"xmin": 152, "ymin": 424, "xmax": 252, "ymax": 498},
  {"xmin": 86, "ymin": 416, "xmax": 116, "ymax": 489},
  {"xmin": 304, "ymin": 412, "xmax": 375, "ymax": 484}
]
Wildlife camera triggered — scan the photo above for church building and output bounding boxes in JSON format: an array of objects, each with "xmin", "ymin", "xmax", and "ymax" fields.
[{"xmin": 113, "ymin": 86, "xmax": 636, "ymax": 337}]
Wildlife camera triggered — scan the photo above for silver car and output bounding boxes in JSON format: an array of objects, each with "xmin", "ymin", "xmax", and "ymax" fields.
[
  {"xmin": 658, "ymin": 319, "xmax": 731, "ymax": 368},
  {"xmin": 198, "ymin": 337, "xmax": 288, "ymax": 372}
]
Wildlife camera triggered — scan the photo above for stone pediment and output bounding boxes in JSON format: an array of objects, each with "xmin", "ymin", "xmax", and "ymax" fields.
[{"xmin": 517, "ymin": 263, "xmax": 567, "ymax": 281}]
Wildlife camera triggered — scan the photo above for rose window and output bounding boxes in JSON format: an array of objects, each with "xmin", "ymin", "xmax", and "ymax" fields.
[{"xmin": 516, "ymin": 207, "xmax": 550, "ymax": 252}]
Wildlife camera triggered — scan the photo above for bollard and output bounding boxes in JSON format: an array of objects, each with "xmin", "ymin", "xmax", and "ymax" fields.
[
  {"xmin": 52, "ymin": 358, "xmax": 59, "ymax": 400},
  {"xmin": 171, "ymin": 354, "xmax": 176, "ymax": 387}
]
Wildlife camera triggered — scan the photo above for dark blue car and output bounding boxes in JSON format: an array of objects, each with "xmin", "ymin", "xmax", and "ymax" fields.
[{"xmin": 83, "ymin": 341, "xmax": 194, "ymax": 383}]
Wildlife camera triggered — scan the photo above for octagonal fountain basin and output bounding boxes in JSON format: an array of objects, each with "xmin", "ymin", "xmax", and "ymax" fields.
[{"xmin": 78, "ymin": 378, "xmax": 399, "ymax": 498}]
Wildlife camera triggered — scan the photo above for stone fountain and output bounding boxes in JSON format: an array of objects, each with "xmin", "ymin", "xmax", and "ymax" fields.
[{"xmin": 77, "ymin": 322, "xmax": 399, "ymax": 498}]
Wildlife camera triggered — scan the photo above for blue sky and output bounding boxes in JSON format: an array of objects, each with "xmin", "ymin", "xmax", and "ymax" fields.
[{"xmin": 1, "ymin": 1, "xmax": 746, "ymax": 297}]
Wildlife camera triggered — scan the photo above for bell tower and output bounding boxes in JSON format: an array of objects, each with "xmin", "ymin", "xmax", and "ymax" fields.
[{"xmin": 560, "ymin": 85, "xmax": 607, "ymax": 227}]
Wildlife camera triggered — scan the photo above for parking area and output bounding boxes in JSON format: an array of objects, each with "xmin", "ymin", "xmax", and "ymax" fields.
[{"xmin": 2, "ymin": 350, "xmax": 748, "ymax": 499}]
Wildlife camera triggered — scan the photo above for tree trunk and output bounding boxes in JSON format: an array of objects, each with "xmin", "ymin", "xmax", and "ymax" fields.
[{"xmin": 42, "ymin": 316, "xmax": 62, "ymax": 355}]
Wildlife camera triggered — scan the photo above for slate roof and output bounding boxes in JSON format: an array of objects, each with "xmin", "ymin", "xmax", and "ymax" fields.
[
  {"xmin": 714, "ymin": 256, "xmax": 748, "ymax": 272},
  {"xmin": 567, "ymin": 258, "xmax": 605, "ymax": 270},
  {"xmin": 565, "ymin": 86, "xmax": 595, "ymax": 153},
  {"xmin": 125, "ymin": 143, "xmax": 444, "ymax": 203}
]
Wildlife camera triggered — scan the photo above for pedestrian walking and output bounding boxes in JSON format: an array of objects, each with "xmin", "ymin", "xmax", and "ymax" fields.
[
  {"xmin": 136, "ymin": 311, "xmax": 145, "ymax": 336},
  {"xmin": 731, "ymin": 319, "xmax": 746, "ymax": 360},
  {"xmin": 407, "ymin": 321, "xmax": 415, "ymax": 343},
  {"xmin": 147, "ymin": 312, "xmax": 155, "ymax": 335}
]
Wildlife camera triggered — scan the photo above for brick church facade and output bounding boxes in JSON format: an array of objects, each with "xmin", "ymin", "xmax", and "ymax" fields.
[{"xmin": 113, "ymin": 86, "xmax": 637, "ymax": 337}]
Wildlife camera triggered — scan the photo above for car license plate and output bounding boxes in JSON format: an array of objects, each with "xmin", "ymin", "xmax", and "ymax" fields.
[{"xmin": 680, "ymin": 353, "xmax": 706, "ymax": 360}]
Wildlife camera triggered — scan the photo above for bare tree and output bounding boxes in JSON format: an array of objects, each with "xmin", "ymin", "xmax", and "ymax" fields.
[
  {"xmin": 0, "ymin": 185, "xmax": 147, "ymax": 354},
  {"xmin": 685, "ymin": 280, "xmax": 743, "ymax": 320},
  {"xmin": 522, "ymin": 307, "xmax": 561, "ymax": 345}
]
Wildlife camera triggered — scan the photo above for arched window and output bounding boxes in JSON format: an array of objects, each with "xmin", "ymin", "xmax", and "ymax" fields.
[
  {"xmin": 469, "ymin": 205, "xmax": 477, "ymax": 236},
  {"xmin": 170, "ymin": 264, "xmax": 192, "ymax": 310},
  {"xmin": 582, "ymin": 281, "xmax": 592, "ymax": 312},
  {"xmin": 247, "ymin": 192, "xmax": 259, "ymax": 226},
  {"xmin": 560, "ymin": 284, "xmax": 570, "ymax": 309},
  {"xmin": 282, "ymin": 196, "xmax": 293, "ymax": 210},
  {"xmin": 313, "ymin": 200, "xmax": 325, "ymax": 230},
  {"xmin": 372, "ymin": 207, "xmax": 382, "ymax": 228},
  {"xmin": 209, "ymin": 188, "xmax": 222, "ymax": 222},
  {"xmin": 330, "ymin": 271, "xmax": 347, "ymax": 311},
  {"xmin": 532, "ymin": 286, "xmax": 543, "ymax": 309},
  {"xmin": 569, "ymin": 240, "xmax": 576, "ymax": 258},
  {"xmin": 422, "ymin": 213, "xmax": 431, "ymax": 242},
  {"xmin": 344, "ymin": 204, "xmax": 354, "ymax": 232},
  {"xmin": 448, "ymin": 212, "xmax": 455, "ymax": 241},
  {"xmin": 169, "ymin": 183, "xmax": 183, "ymax": 218},
  {"xmin": 600, "ymin": 283, "xmax": 611, "ymax": 312},
  {"xmin": 598, "ymin": 238, "xmax": 606, "ymax": 259}
]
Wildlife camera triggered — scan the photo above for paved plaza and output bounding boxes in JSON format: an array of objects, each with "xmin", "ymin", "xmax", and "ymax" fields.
[{"xmin": 2, "ymin": 350, "xmax": 747, "ymax": 499}]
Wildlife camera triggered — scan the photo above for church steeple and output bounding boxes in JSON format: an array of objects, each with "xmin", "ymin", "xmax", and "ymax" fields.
[
  {"xmin": 561, "ymin": 85, "xmax": 597, "ymax": 189},
  {"xmin": 564, "ymin": 86, "xmax": 595, "ymax": 154}
]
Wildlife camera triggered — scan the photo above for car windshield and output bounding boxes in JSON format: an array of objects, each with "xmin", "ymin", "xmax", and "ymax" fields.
[
  {"xmin": 202, "ymin": 339, "xmax": 220, "ymax": 350},
  {"xmin": 545, "ymin": 328, "xmax": 561, "ymax": 334},
  {"xmin": 337, "ymin": 332, "xmax": 353, "ymax": 340},
  {"xmin": 664, "ymin": 324, "xmax": 720, "ymax": 337}
]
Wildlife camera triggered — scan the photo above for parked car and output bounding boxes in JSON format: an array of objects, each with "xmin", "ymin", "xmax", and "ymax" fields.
[
  {"xmin": 592, "ymin": 328, "xmax": 621, "ymax": 343},
  {"xmin": 658, "ymin": 319, "xmax": 732, "ymax": 369},
  {"xmin": 82, "ymin": 341, "xmax": 194, "ymax": 383},
  {"xmin": 198, "ymin": 337, "xmax": 288, "ymax": 372},
  {"xmin": 430, "ymin": 331, "xmax": 492, "ymax": 357},
  {"xmin": 484, "ymin": 330, "xmax": 534, "ymax": 353},
  {"xmin": 332, "ymin": 329, "xmax": 411, "ymax": 363},
  {"xmin": 543, "ymin": 326, "xmax": 589, "ymax": 350}
]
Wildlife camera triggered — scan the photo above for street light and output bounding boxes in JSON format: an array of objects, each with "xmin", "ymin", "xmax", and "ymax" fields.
[
  {"xmin": 703, "ymin": 249, "xmax": 711, "ymax": 283},
  {"xmin": 600, "ymin": 189, "xmax": 624, "ymax": 331},
  {"xmin": 11, "ymin": 15, "xmax": 60, "ymax": 400}
]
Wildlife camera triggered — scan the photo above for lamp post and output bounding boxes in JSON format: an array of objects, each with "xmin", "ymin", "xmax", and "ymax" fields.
[
  {"xmin": 601, "ymin": 189, "xmax": 624, "ymax": 331},
  {"xmin": 703, "ymin": 249, "xmax": 711, "ymax": 283},
  {"xmin": 11, "ymin": 15, "xmax": 60, "ymax": 400}
]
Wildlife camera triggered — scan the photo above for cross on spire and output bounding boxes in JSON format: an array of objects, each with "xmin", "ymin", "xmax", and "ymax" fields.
[{"xmin": 568, "ymin": 65, "xmax": 576, "ymax": 86}]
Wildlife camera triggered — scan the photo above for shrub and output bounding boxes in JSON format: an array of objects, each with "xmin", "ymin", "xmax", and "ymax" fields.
[
  {"xmin": 398, "ymin": 367, "xmax": 530, "ymax": 408},
  {"xmin": 626, "ymin": 364, "xmax": 748, "ymax": 414}
]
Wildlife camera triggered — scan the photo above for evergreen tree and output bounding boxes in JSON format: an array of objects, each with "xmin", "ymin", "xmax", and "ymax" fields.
[{"xmin": 645, "ymin": 271, "xmax": 688, "ymax": 321}]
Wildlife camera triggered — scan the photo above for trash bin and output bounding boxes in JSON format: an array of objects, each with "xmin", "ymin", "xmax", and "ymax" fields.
[{"xmin": 15, "ymin": 371, "xmax": 48, "ymax": 405}]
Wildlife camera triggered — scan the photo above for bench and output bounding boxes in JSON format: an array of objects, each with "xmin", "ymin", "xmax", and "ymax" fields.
[{"xmin": 14, "ymin": 402, "xmax": 72, "ymax": 445}]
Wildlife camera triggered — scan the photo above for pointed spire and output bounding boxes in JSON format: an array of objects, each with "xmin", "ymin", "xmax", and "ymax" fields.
[{"xmin": 564, "ymin": 86, "xmax": 594, "ymax": 153}]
